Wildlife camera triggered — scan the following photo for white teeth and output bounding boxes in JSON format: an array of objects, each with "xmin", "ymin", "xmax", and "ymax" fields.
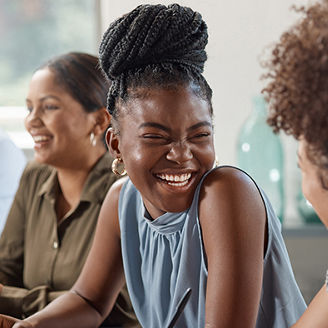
[
  {"xmin": 33, "ymin": 135, "xmax": 51, "ymax": 142},
  {"xmin": 156, "ymin": 173, "xmax": 191, "ymax": 183},
  {"xmin": 167, "ymin": 180, "xmax": 189, "ymax": 187}
]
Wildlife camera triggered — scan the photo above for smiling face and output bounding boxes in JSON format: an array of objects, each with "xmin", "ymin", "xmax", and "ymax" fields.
[
  {"xmin": 108, "ymin": 84, "xmax": 215, "ymax": 219},
  {"xmin": 298, "ymin": 138, "xmax": 328, "ymax": 227},
  {"xmin": 25, "ymin": 68, "xmax": 96, "ymax": 168}
]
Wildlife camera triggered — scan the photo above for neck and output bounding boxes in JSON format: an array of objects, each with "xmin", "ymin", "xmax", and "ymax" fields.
[{"xmin": 55, "ymin": 148, "xmax": 106, "ymax": 220}]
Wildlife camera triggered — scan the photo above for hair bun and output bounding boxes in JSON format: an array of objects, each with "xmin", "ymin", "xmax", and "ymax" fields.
[{"xmin": 99, "ymin": 3, "xmax": 208, "ymax": 80}]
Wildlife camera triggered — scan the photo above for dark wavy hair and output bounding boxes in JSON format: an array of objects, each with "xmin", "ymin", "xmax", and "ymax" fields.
[
  {"xmin": 262, "ymin": 0, "xmax": 328, "ymax": 181},
  {"xmin": 40, "ymin": 52, "xmax": 110, "ymax": 113},
  {"xmin": 98, "ymin": 3, "xmax": 212, "ymax": 126}
]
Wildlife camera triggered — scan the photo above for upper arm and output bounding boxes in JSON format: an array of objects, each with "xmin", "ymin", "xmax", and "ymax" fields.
[
  {"xmin": 72, "ymin": 178, "xmax": 127, "ymax": 318},
  {"xmin": 199, "ymin": 167, "xmax": 267, "ymax": 328}
]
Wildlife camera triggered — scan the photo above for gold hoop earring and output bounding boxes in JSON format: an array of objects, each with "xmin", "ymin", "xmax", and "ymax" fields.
[
  {"xmin": 112, "ymin": 157, "xmax": 127, "ymax": 176},
  {"xmin": 90, "ymin": 132, "xmax": 96, "ymax": 147}
]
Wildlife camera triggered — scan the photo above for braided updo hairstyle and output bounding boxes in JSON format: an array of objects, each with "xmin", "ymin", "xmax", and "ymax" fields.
[
  {"xmin": 262, "ymin": 0, "xmax": 328, "ymax": 182},
  {"xmin": 99, "ymin": 3, "xmax": 212, "ymax": 124}
]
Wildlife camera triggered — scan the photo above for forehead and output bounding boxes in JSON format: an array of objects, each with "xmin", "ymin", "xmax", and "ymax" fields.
[
  {"xmin": 119, "ymin": 86, "xmax": 212, "ymax": 127},
  {"xmin": 30, "ymin": 68, "xmax": 56, "ymax": 86},
  {"xmin": 27, "ymin": 68, "xmax": 69, "ymax": 99}
]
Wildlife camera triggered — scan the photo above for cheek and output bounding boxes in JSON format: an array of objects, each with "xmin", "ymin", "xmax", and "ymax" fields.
[
  {"xmin": 59, "ymin": 120, "xmax": 87, "ymax": 141},
  {"xmin": 301, "ymin": 173, "xmax": 326, "ymax": 218},
  {"xmin": 194, "ymin": 143, "xmax": 215, "ymax": 165},
  {"xmin": 121, "ymin": 144, "xmax": 153, "ymax": 173}
]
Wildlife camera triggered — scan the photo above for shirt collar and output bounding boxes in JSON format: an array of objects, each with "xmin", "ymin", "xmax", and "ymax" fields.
[
  {"xmin": 38, "ymin": 167, "xmax": 58, "ymax": 201},
  {"xmin": 37, "ymin": 152, "xmax": 115, "ymax": 204}
]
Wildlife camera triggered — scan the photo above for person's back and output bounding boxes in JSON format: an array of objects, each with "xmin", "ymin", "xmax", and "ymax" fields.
[{"xmin": 0, "ymin": 128, "xmax": 26, "ymax": 234}]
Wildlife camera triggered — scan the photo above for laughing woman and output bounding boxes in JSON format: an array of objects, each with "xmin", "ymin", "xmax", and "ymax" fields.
[
  {"xmin": 0, "ymin": 52, "xmax": 137, "ymax": 327},
  {"xmin": 2, "ymin": 4, "xmax": 305, "ymax": 328}
]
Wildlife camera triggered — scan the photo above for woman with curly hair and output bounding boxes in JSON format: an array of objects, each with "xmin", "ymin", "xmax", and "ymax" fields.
[
  {"xmin": 1, "ymin": 4, "xmax": 306, "ymax": 328},
  {"xmin": 263, "ymin": 0, "xmax": 328, "ymax": 326}
]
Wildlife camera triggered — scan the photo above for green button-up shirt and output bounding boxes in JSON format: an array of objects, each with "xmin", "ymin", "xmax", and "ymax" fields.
[{"xmin": 0, "ymin": 152, "xmax": 138, "ymax": 326}]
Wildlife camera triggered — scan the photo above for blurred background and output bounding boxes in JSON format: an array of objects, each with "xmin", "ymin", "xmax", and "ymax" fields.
[{"xmin": 0, "ymin": 0, "xmax": 327, "ymax": 304}]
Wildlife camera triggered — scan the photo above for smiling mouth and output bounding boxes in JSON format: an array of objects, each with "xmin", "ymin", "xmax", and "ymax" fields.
[
  {"xmin": 155, "ymin": 173, "xmax": 192, "ymax": 187},
  {"xmin": 32, "ymin": 135, "xmax": 52, "ymax": 143}
]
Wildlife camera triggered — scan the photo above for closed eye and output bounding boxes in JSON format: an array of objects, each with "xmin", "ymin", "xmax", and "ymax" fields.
[
  {"xmin": 141, "ymin": 134, "xmax": 171, "ymax": 145},
  {"xmin": 194, "ymin": 132, "xmax": 210, "ymax": 138},
  {"xmin": 142, "ymin": 134, "xmax": 166, "ymax": 139},
  {"xmin": 190, "ymin": 132, "xmax": 211, "ymax": 140}
]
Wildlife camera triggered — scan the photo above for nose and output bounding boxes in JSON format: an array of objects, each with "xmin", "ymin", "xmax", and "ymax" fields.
[
  {"xmin": 166, "ymin": 141, "xmax": 193, "ymax": 164},
  {"xmin": 25, "ymin": 107, "xmax": 43, "ymax": 129}
]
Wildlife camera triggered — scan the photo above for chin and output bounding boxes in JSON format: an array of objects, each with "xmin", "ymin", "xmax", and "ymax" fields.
[
  {"xmin": 34, "ymin": 156, "xmax": 46, "ymax": 164},
  {"xmin": 317, "ymin": 211, "xmax": 328, "ymax": 228},
  {"xmin": 34, "ymin": 154, "xmax": 51, "ymax": 165}
]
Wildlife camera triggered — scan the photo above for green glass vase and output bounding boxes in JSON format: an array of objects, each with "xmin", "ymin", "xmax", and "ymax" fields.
[{"xmin": 236, "ymin": 95, "xmax": 285, "ymax": 222}]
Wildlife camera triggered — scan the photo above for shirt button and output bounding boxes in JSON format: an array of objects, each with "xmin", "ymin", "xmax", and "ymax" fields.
[{"xmin": 53, "ymin": 241, "xmax": 59, "ymax": 249}]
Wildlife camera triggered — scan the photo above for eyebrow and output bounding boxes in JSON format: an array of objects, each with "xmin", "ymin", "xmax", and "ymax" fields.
[
  {"xmin": 187, "ymin": 121, "xmax": 212, "ymax": 132},
  {"xmin": 26, "ymin": 95, "xmax": 61, "ymax": 103},
  {"xmin": 138, "ymin": 121, "xmax": 212, "ymax": 132},
  {"xmin": 139, "ymin": 122, "xmax": 170, "ymax": 132}
]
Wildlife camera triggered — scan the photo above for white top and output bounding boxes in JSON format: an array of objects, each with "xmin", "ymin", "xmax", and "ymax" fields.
[{"xmin": 0, "ymin": 128, "xmax": 26, "ymax": 233}]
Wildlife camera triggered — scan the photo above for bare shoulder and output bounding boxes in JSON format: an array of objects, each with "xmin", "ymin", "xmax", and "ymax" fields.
[
  {"xmin": 199, "ymin": 166, "xmax": 266, "ymax": 227},
  {"xmin": 200, "ymin": 166, "xmax": 262, "ymax": 201}
]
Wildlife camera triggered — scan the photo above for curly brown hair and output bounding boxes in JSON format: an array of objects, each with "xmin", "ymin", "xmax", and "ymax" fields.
[{"xmin": 262, "ymin": 0, "xmax": 328, "ymax": 174}]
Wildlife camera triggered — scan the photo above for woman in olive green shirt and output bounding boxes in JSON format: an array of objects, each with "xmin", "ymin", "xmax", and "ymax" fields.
[{"xmin": 0, "ymin": 52, "xmax": 137, "ymax": 327}]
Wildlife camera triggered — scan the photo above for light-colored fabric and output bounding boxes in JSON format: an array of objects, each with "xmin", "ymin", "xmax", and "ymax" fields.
[
  {"xmin": 256, "ymin": 187, "xmax": 306, "ymax": 327},
  {"xmin": 0, "ymin": 153, "xmax": 138, "ymax": 327},
  {"xmin": 119, "ymin": 166, "xmax": 306, "ymax": 328},
  {"xmin": 0, "ymin": 129, "xmax": 26, "ymax": 234}
]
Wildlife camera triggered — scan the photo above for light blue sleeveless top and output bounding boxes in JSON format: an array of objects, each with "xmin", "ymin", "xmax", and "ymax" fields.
[{"xmin": 118, "ymin": 167, "xmax": 306, "ymax": 327}]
